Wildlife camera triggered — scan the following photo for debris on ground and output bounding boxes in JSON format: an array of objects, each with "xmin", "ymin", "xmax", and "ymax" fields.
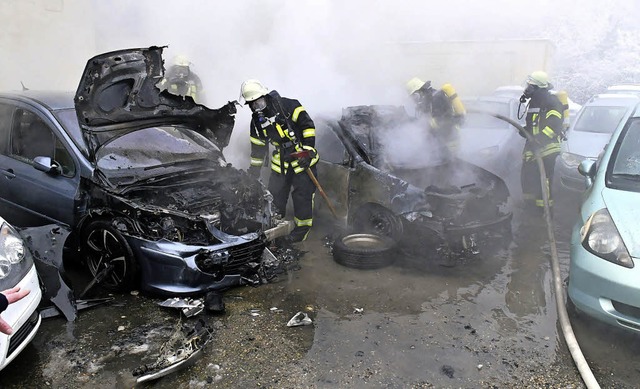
[
  {"xmin": 158, "ymin": 298, "xmax": 205, "ymax": 318},
  {"xmin": 287, "ymin": 311, "xmax": 313, "ymax": 327},
  {"xmin": 132, "ymin": 319, "xmax": 212, "ymax": 383}
]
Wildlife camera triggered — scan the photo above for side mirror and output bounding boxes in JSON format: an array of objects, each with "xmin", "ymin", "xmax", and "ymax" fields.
[
  {"xmin": 578, "ymin": 159, "xmax": 596, "ymax": 187},
  {"xmin": 33, "ymin": 156, "xmax": 61, "ymax": 175}
]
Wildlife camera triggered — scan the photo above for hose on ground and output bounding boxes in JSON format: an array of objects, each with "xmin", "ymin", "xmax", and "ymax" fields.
[{"xmin": 465, "ymin": 108, "xmax": 601, "ymax": 389}]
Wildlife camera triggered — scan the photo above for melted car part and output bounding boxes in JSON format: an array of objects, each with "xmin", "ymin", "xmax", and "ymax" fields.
[
  {"xmin": 158, "ymin": 297, "xmax": 205, "ymax": 318},
  {"xmin": 19, "ymin": 225, "xmax": 77, "ymax": 321},
  {"xmin": 39, "ymin": 297, "xmax": 114, "ymax": 319},
  {"xmin": 133, "ymin": 319, "xmax": 212, "ymax": 383},
  {"xmin": 75, "ymin": 46, "xmax": 236, "ymax": 156}
]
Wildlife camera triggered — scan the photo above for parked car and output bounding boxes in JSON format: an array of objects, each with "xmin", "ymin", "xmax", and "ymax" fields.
[
  {"xmin": 552, "ymin": 93, "xmax": 640, "ymax": 226},
  {"xmin": 314, "ymin": 105, "xmax": 512, "ymax": 255},
  {"xmin": 568, "ymin": 105, "xmax": 640, "ymax": 333},
  {"xmin": 458, "ymin": 95, "xmax": 526, "ymax": 200},
  {"xmin": 0, "ymin": 47, "xmax": 284, "ymax": 296},
  {"xmin": 0, "ymin": 216, "xmax": 42, "ymax": 371}
]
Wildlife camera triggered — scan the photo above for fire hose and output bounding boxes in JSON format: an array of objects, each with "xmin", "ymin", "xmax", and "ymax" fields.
[{"xmin": 466, "ymin": 108, "xmax": 601, "ymax": 389}]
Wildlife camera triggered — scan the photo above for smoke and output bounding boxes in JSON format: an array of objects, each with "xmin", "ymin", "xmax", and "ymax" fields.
[{"xmin": 1, "ymin": 0, "xmax": 640, "ymax": 167}]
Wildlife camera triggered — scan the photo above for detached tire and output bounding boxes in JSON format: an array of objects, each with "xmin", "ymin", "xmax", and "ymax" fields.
[{"xmin": 333, "ymin": 233, "xmax": 396, "ymax": 269}]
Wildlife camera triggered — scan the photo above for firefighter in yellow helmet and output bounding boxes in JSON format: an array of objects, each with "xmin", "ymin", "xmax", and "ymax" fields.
[
  {"xmin": 519, "ymin": 70, "xmax": 563, "ymax": 213},
  {"xmin": 157, "ymin": 55, "xmax": 205, "ymax": 104},
  {"xmin": 240, "ymin": 79, "xmax": 319, "ymax": 243},
  {"xmin": 406, "ymin": 77, "xmax": 466, "ymax": 153}
]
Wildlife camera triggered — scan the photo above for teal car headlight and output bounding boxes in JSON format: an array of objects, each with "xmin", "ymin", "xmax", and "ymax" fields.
[
  {"xmin": 560, "ymin": 152, "xmax": 585, "ymax": 169},
  {"xmin": 580, "ymin": 208, "xmax": 633, "ymax": 268}
]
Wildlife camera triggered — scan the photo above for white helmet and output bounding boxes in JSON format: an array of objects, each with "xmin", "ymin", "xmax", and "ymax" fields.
[
  {"xmin": 173, "ymin": 54, "xmax": 191, "ymax": 67},
  {"xmin": 406, "ymin": 77, "xmax": 427, "ymax": 95},
  {"xmin": 240, "ymin": 79, "xmax": 269, "ymax": 104}
]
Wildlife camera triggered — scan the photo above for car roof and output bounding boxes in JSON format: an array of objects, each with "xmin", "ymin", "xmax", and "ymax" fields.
[
  {"xmin": 0, "ymin": 90, "xmax": 75, "ymax": 111},
  {"xmin": 583, "ymin": 93, "xmax": 640, "ymax": 107}
]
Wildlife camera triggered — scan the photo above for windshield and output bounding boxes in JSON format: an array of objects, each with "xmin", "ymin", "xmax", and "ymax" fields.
[
  {"xmin": 96, "ymin": 125, "xmax": 225, "ymax": 185},
  {"xmin": 53, "ymin": 108, "xmax": 90, "ymax": 157},
  {"xmin": 609, "ymin": 119, "xmax": 640, "ymax": 190},
  {"xmin": 463, "ymin": 101, "xmax": 514, "ymax": 130},
  {"xmin": 573, "ymin": 106, "xmax": 628, "ymax": 134}
]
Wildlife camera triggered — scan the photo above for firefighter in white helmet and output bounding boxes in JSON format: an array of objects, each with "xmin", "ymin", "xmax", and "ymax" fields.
[
  {"xmin": 519, "ymin": 70, "xmax": 563, "ymax": 213},
  {"xmin": 157, "ymin": 55, "xmax": 205, "ymax": 104},
  {"xmin": 240, "ymin": 79, "xmax": 319, "ymax": 243},
  {"xmin": 406, "ymin": 77, "xmax": 466, "ymax": 154}
]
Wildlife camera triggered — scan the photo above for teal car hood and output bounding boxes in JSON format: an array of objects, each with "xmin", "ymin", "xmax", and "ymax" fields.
[{"xmin": 604, "ymin": 188, "xmax": 640, "ymax": 258}]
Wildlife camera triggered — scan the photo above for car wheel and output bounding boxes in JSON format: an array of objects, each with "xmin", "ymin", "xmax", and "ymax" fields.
[
  {"xmin": 82, "ymin": 220, "xmax": 139, "ymax": 292},
  {"xmin": 332, "ymin": 233, "xmax": 396, "ymax": 269},
  {"xmin": 352, "ymin": 203, "xmax": 404, "ymax": 242}
]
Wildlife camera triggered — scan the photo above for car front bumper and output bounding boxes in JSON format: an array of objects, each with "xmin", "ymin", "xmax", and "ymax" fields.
[
  {"xmin": 0, "ymin": 264, "xmax": 42, "ymax": 371},
  {"xmin": 126, "ymin": 222, "xmax": 292, "ymax": 296},
  {"xmin": 568, "ymin": 226, "xmax": 640, "ymax": 333}
]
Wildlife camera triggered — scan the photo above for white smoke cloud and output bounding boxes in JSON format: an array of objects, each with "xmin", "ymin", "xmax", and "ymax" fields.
[{"xmin": 1, "ymin": 0, "xmax": 639, "ymax": 167}]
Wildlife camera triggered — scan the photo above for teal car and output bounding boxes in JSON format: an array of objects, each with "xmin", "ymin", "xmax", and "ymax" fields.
[{"xmin": 568, "ymin": 101, "xmax": 640, "ymax": 332}]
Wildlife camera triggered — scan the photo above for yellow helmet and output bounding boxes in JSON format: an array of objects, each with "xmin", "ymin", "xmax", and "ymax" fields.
[
  {"xmin": 406, "ymin": 77, "xmax": 427, "ymax": 95},
  {"xmin": 527, "ymin": 71, "xmax": 549, "ymax": 88},
  {"xmin": 240, "ymin": 79, "xmax": 269, "ymax": 103}
]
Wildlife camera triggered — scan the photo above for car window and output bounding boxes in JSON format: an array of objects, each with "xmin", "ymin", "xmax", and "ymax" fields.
[
  {"xmin": 611, "ymin": 119, "xmax": 640, "ymax": 177},
  {"xmin": 9, "ymin": 108, "xmax": 76, "ymax": 177},
  {"xmin": 573, "ymin": 106, "xmax": 627, "ymax": 134},
  {"xmin": 316, "ymin": 124, "xmax": 348, "ymax": 165},
  {"xmin": 463, "ymin": 101, "xmax": 513, "ymax": 129},
  {"xmin": 52, "ymin": 108, "xmax": 90, "ymax": 158},
  {"xmin": 0, "ymin": 103, "xmax": 13, "ymax": 153}
]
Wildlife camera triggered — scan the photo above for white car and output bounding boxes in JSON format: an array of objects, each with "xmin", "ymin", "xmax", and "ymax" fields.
[{"xmin": 0, "ymin": 216, "xmax": 42, "ymax": 371}]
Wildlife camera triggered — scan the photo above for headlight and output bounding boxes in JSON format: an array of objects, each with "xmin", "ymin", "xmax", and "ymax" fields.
[
  {"xmin": 579, "ymin": 209, "xmax": 633, "ymax": 268},
  {"xmin": 0, "ymin": 221, "xmax": 26, "ymax": 279},
  {"xmin": 0, "ymin": 221, "xmax": 25, "ymax": 264},
  {"xmin": 560, "ymin": 152, "xmax": 584, "ymax": 169}
]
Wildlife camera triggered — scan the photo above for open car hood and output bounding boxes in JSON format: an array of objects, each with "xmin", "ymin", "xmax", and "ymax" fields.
[{"xmin": 75, "ymin": 46, "xmax": 236, "ymax": 160}]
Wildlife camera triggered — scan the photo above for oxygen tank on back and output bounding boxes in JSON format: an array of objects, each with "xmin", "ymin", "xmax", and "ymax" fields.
[{"xmin": 441, "ymin": 83, "xmax": 466, "ymax": 116}]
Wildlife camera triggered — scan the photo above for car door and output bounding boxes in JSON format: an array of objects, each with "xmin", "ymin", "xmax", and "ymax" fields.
[
  {"xmin": 0, "ymin": 102, "xmax": 14, "ymax": 204},
  {"xmin": 314, "ymin": 121, "xmax": 351, "ymax": 220},
  {"xmin": 0, "ymin": 100, "xmax": 80, "ymax": 227}
]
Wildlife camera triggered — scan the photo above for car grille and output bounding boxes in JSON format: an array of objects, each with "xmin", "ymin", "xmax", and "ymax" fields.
[
  {"xmin": 7, "ymin": 311, "xmax": 39, "ymax": 358},
  {"xmin": 227, "ymin": 239, "xmax": 266, "ymax": 272},
  {"xmin": 195, "ymin": 238, "xmax": 266, "ymax": 276}
]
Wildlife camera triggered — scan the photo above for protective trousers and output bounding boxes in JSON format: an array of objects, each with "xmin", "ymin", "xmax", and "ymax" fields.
[
  {"xmin": 268, "ymin": 165, "xmax": 317, "ymax": 242},
  {"xmin": 521, "ymin": 152, "xmax": 558, "ymax": 211}
]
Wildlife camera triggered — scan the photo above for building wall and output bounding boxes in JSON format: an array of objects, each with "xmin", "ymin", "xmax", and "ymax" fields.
[{"xmin": 0, "ymin": 0, "xmax": 96, "ymax": 91}]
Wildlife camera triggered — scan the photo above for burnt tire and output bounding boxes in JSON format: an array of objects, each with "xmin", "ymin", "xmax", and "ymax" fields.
[
  {"xmin": 332, "ymin": 233, "xmax": 396, "ymax": 269},
  {"xmin": 81, "ymin": 220, "xmax": 139, "ymax": 292},
  {"xmin": 352, "ymin": 203, "xmax": 404, "ymax": 243}
]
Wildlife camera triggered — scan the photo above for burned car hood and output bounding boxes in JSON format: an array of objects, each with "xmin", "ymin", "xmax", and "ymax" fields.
[{"xmin": 75, "ymin": 46, "xmax": 236, "ymax": 160}]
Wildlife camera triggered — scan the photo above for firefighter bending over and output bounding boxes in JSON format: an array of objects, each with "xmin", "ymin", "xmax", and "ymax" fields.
[
  {"xmin": 157, "ymin": 55, "xmax": 205, "ymax": 104},
  {"xmin": 241, "ymin": 79, "xmax": 319, "ymax": 243},
  {"xmin": 406, "ymin": 77, "xmax": 466, "ymax": 153},
  {"xmin": 519, "ymin": 71, "xmax": 563, "ymax": 213}
]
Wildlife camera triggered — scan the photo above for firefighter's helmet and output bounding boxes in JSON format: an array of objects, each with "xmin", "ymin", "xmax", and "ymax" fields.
[
  {"xmin": 406, "ymin": 77, "xmax": 427, "ymax": 95},
  {"xmin": 173, "ymin": 55, "xmax": 191, "ymax": 67},
  {"xmin": 240, "ymin": 79, "xmax": 269, "ymax": 104},
  {"xmin": 526, "ymin": 71, "xmax": 549, "ymax": 88}
]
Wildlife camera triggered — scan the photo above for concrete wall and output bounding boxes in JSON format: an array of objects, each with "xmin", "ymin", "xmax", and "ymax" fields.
[{"xmin": 0, "ymin": 0, "xmax": 96, "ymax": 91}]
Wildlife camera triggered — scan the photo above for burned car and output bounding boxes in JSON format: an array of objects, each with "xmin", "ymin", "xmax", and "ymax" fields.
[
  {"xmin": 314, "ymin": 105, "xmax": 512, "ymax": 254},
  {"xmin": 0, "ymin": 47, "xmax": 284, "ymax": 296}
]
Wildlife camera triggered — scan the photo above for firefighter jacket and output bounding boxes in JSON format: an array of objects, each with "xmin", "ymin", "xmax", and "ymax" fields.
[
  {"xmin": 416, "ymin": 84, "xmax": 465, "ymax": 149},
  {"xmin": 522, "ymin": 89, "xmax": 563, "ymax": 161},
  {"xmin": 249, "ymin": 92, "xmax": 318, "ymax": 174}
]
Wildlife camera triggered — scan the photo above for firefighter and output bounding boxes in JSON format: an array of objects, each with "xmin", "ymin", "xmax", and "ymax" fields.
[
  {"xmin": 241, "ymin": 79, "xmax": 319, "ymax": 243},
  {"xmin": 157, "ymin": 55, "xmax": 205, "ymax": 104},
  {"xmin": 519, "ymin": 71, "xmax": 563, "ymax": 213},
  {"xmin": 406, "ymin": 77, "xmax": 466, "ymax": 153}
]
